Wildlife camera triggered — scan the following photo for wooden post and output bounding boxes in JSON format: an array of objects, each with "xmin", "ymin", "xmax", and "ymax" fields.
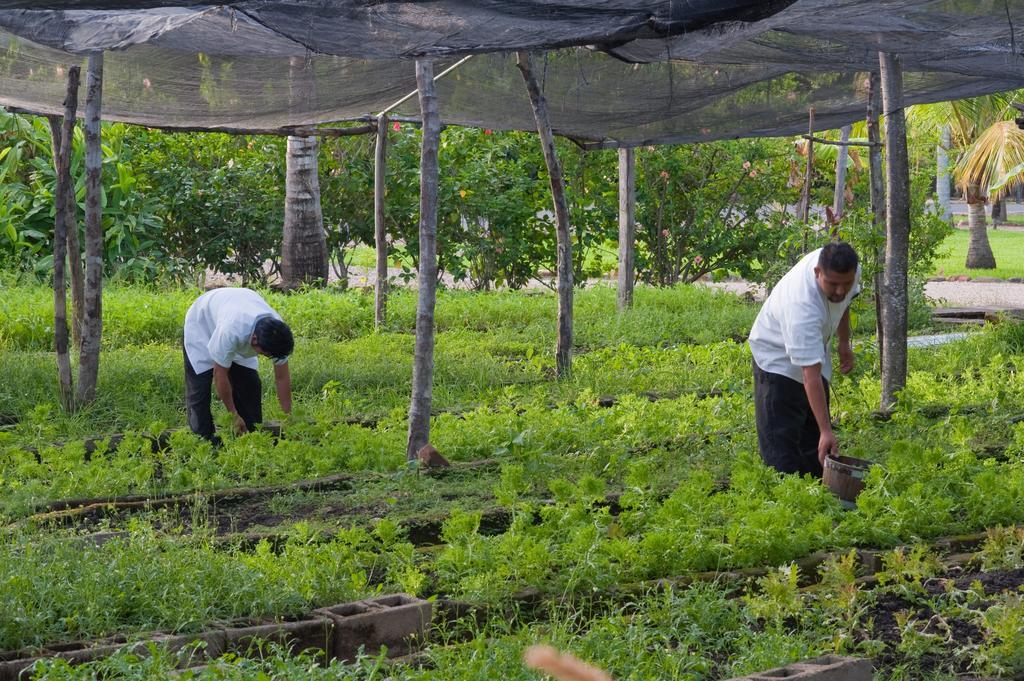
[
  {"xmin": 879, "ymin": 52, "xmax": 910, "ymax": 412},
  {"xmin": 798, "ymin": 107, "xmax": 816, "ymax": 238},
  {"xmin": 49, "ymin": 66, "xmax": 80, "ymax": 412},
  {"xmin": 937, "ymin": 125, "xmax": 952, "ymax": 221},
  {"xmin": 76, "ymin": 52, "xmax": 103, "ymax": 406},
  {"xmin": 516, "ymin": 51, "xmax": 574, "ymax": 377},
  {"xmin": 831, "ymin": 124, "xmax": 851, "ymax": 231},
  {"xmin": 47, "ymin": 118, "xmax": 84, "ymax": 347},
  {"xmin": 374, "ymin": 114, "xmax": 389, "ymax": 330},
  {"xmin": 617, "ymin": 147, "xmax": 636, "ymax": 312},
  {"xmin": 867, "ymin": 71, "xmax": 885, "ymax": 377},
  {"xmin": 405, "ymin": 60, "xmax": 441, "ymax": 461}
]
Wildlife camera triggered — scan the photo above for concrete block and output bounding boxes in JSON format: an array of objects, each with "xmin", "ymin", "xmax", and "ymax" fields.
[
  {"xmin": 222, "ymin": 617, "xmax": 333, "ymax": 659},
  {"xmin": 0, "ymin": 657, "xmax": 39, "ymax": 681},
  {"xmin": 724, "ymin": 655, "xmax": 871, "ymax": 681},
  {"xmin": 316, "ymin": 594, "xmax": 432, "ymax": 662},
  {"xmin": 857, "ymin": 549, "xmax": 884, "ymax": 575},
  {"xmin": 0, "ymin": 630, "xmax": 228, "ymax": 678},
  {"xmin": 150, "ymin": 630, "xmax": 227, "ymax": 668}
]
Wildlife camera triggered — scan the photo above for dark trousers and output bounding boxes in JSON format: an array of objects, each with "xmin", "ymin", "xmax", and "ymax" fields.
[
  {"xmin": 184, "ymin": 347, "xmax": 262, "ymax": 442},
  {"xmin": 753, "ymin": 360, "xmax": 829, "ymax": 477}
]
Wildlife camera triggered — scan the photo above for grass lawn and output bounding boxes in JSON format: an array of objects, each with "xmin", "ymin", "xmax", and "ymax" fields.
[{"xmin": 932, "ymin": 227, "xmax": 1024, "ymax": 279}]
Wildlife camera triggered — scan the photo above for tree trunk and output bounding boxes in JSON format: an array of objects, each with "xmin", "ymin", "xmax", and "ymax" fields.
[
  {"xmin": 879, "ymin": 52, "xmax": 910, "ymax": 413},
  {"xmin": 405, "ymin": 60, "xmax": 441, "ymax": 462},
  {"xmin": 966, "ymin": 188, "xmax": 996, "ymax": 268},
  {"xmin": 516, "ymin": 51, "xmax": 574, "ymax": 377},
  {"xmin": 867, "ymin": 70, "xmax": 885, "ymax": 379},
  {"xmin": 48, "ymin": 66, "xmax": 81, "ymax": 412},
  {"xmin": 936, "ymin": 125, "xmax": 952, "ymax": 221},
  {"xmin": 75, "ymin": 52, "xmax": 103, "ymax": 407},
  {"xmin": 991, "ymin": 197, "xmax": 1008, "ymax": 224},
  {"xmin": 374, "ymin": 114, "xmax": 389, "ymax": 330},
  {"xmin": 617, "ymin": 147, "xmax": 636, "ymax": 312},
  {"xmin": 281, "ymin": 135, "xmax": 328, "ymax": 288},
  {"xmin": 831, "ymin": 124, "xmax": 851, "ymax": 230}
]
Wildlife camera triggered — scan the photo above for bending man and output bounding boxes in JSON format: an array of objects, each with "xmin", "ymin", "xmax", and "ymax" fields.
[
  {"xmin": 183, "ymin": 287, "xmax": 293, "ymax": 441},
  {"xmin": 749, "ymin": 242, "xmax": 860, "ymax": 476}
]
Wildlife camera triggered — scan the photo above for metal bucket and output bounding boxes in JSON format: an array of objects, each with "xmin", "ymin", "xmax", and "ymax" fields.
[{"xmin": 823, "ymin": 455, "xmax": 872, "ymax": 508}]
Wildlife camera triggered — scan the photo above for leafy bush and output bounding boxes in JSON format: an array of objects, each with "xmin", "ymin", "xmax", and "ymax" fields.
[{"xmin": 0, "ymin": 111, "xmax": 168, "ymax": 280}]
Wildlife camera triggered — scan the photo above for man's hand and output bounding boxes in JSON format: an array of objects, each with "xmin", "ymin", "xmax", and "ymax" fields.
[
  {"xmin": 838, "ymin": 341, "xmax": 854, "ymax": 374},
  {"xmin": 233, "ymin": 414, "xmax": 248, "ymax": 436},
  {"xmin": 818, "ymin": 430, "xmax": 838, "ymax": 466}
]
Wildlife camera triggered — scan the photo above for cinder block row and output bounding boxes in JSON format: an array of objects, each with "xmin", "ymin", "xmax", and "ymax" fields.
[
  {"xmin": 0, "ymin": 593, "xmax": 442, "ymax": 680},
  {"xmin": 723, "ymin": 655, "xmax": 871, "ymax": 681}
]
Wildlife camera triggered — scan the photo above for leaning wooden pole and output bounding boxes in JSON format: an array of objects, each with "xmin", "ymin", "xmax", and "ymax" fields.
[
  {"xmin": 374, "ymin": 114, "xmax": 389, "ymax": 330},
  {"xmin": 831, "ymin": 124, "xmax": 851, "ymax": 231},
  {"xmin": 49, "ymin": 66, "xmax": 81, "ymax": 412},
  {"xmin": 617, "ymin": 147, "xmax": 636, "ymax": 312},
  {"xmin": 76, "ymin": 52, "xmax": 103, "ymax": 406},
  {"xmin": 798, "ymin": 107, "xmax": 816, "ymax": 234},
  {"xmin": 516, "ymin": 51, "xmax": 574, "ymax": 376},
  {"xmin": 867, "ymin": 70, "xmax": 885, "ymax": 378},
  {"xmin": 879, "ymin": 53, "xmax": 910, "ymax": 412},
  {"xmin": 46, "ymin": 116, "xmax": 84, "ymax": 347},
  {"xmin": 405, "ymin": 60, "xmax": 441, "ymax": 461}
]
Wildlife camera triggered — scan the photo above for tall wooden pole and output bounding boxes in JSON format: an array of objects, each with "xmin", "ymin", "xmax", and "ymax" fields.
[
  {"xmin": 798, "ymin": 107, "xmax": 816, "ymax": 245},
  {"xmin": 831, "ymin": 124, "xmax": 851, "ymax": 231},
  {"xmin": 47, "ymin": 115, "xmax": 84, "ymax": 348},
  {"xmin": 867, "ymin": 71, "xmax": 885, "ymax": 378},
  {"xmin": 374, "ymin": 114, "xmax": 389, "ymax": 330},
  {"xmin": 405, "ymin": 60, "xmax": 441, "ymax": 461},
  {"xmin": 516, "ymin": 51, "xmax": 574, "ymax": 377},
  {"xmin": 49, "ymin": 66, "xmax": 80, "ymax": 412},
  {"xmin": 76, "ymin": 52, "xmax": 103, "ymax": 406},
  {"xmin": 879, "ymin": 53, "xmax": 910, "ymax": 412},
  {"xmin": 937, "ymin": 125, "xmax": 952, "ymax": 221},
  {"xmin": 617, "ymin": 147, "xmax": 636, "ymax": 312}
]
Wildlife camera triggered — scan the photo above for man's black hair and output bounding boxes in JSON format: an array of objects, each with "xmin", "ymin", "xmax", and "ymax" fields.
[
  {"xmin": 818, "ymin": 241, "xmax": 858, "ymax": 274},
  {"xmin": 253, "ymin": 317, "xmax": 294, "ymax": 360}
]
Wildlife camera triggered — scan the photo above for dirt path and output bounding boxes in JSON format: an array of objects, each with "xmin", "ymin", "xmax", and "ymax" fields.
[
  {"xmin": 924, "ymin": 280, "xmax": 1024, "ymax": 308},
  {"xmin": 705, "ymin": 279, "xmax": 1024, "ymax": 309}
]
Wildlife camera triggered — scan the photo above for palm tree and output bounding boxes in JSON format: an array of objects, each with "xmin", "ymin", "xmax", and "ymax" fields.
[
  {"xmin": 281, "ymin": 135, "xmax": 329, "ymax": 287},
  {"xmin": 955, "ymin": 119, "xmax": 1024, "ymax": 268},
  {"xmin": 911, "ymin": 94, "xmax": 1017, "ymax": 269}
]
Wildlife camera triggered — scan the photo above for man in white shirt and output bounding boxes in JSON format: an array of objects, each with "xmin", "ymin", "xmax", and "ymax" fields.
[
  {"xmin": 748, "ymin": 242, "xmax": 860, "ymax": 476},
  {"xmin": 183, "ymin": 287, "xmax": 294, "ymax": 442}
]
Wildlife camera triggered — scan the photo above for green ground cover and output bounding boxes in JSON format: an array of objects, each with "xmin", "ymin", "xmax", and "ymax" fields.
[
  {"xmin": 931, "ymin": 228, "xmax": 1024, "ymax": 279},
  {"xmin": 2, "ymin": 282, "xmax": 1024, "ymax": 679}
]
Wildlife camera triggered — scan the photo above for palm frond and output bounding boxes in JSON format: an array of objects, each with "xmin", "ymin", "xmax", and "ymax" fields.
[
  {"xmin": 954, "ymin": 120, "xmax": 1024, "ymax": 199},
  {"xmin": 911, "ymin": 92, "xmax": 1021, "ymax": 147}
]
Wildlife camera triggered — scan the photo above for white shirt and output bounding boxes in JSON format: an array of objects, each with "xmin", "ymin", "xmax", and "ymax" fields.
[
  {"xmin": 184, "ymin": 288, "xmax": 285, "ymax": 374},
  {"xmin": 748, "ymin": 249, "xmax": 860, "ymax": 384}
]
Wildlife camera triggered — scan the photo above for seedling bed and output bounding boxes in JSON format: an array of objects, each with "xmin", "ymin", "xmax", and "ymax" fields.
[
  {"xmin": 14, "ymin": 387, "xmax": 721, "ymax": 466},
  {"xmin": 2, "ymin": 524, "xmax": 1018, "ymax": 678}
]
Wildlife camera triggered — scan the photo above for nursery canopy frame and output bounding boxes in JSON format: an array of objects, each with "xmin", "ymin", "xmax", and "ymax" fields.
[{"xmin": 0, "ymin": 2, "xmax": 1019, "ymax": 145}]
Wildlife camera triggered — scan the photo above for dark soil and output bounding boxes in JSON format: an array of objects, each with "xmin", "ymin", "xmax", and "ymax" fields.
[
  {"xmin": 954, "ymin": 567, "xmax": 1024, "ymax": 593},
  {"xmin": 861, "ymin": 567, "xmax": 1024, "ymax": 677}
]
